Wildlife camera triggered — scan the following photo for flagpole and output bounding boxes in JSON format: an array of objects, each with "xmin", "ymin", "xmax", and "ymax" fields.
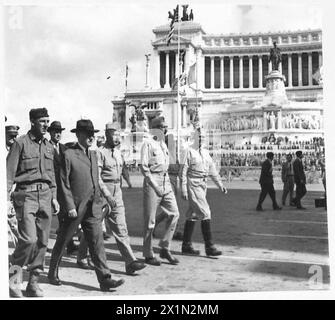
[{"xmin": 177, "ymin": 4, "xmax": 181, "ymax": 163}]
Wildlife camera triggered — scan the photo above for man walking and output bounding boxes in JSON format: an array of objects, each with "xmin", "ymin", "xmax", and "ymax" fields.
[
  {"xmin": 47, "ymin": 119, "xmax": 124, "ymax": 291},
  {"xmin": 140, "ymin": 116, "xmax": 180, "ymax": 266},
  {"xmin": 281, "ymin": 154, "xmax": 295, "ymax": 206},
  {"xmin": 180, "ymin": 128, "xmax": 228, "ymax": 256},
  {"xmin": 97, "ymin": 122, "xmax": 146, "ymax": 275},
  {"xmin": 48, "ymin": 121, "xmax": 79, "ymax": 256},
  {"xmin": 293, "ymin": 150, "xmax": 307, "ymax": 209},
  {"xmin": 256, "ymin": 152, "xmax": 281, "ymax": 211},
  {"xmin": 7, "ymin": 108, "xmax": 60, "ymax": 298}
]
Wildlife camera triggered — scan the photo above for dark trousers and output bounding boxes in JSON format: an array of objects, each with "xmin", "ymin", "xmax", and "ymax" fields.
[
  {"xmin": 257, "ymin": 183, "xmax": 279, "ymax": 209},
  {"xmin": 11, "ymin": 188, "xmax": 52, "ymax": 272},
  {"xmin": 48, "ymin": 200, "xmax": 110, "ymax": 283},
  {"xmin": 295, "ymin": 183, "xmax": 307, "ymax": 208}
]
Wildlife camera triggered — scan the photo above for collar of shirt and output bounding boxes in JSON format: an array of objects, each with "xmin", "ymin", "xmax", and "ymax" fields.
[
  {"xmin": 77, "ymin": 142, "xmax": 89, "ymax": 155},
  {"xmin": 28, "ymin": 131, "xmax": 46, "ymax": 144}
]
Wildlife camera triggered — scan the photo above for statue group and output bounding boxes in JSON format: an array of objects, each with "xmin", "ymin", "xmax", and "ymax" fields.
[
  {"xmin": 168, "ymin": 5, "xmax": 194, "ymax": 23},
  {"xmin": 205, "ymin": 115, "xmax": 264, "ymax": 132},
  {"xmin": 281, "ymin": 113, "xmax": 321, "ymax": 130},
  {"xmin": 129, "ymin": 104, "xmax": 148, "ymax": 132}
]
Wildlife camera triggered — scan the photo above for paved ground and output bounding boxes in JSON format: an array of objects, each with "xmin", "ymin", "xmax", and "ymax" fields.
[{"xmin": 8, "ymin": 176, "xmax": 329, "ymax": 297}]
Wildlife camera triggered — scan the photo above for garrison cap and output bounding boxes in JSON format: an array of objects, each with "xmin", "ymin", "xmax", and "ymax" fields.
[
  {"xmin": 105, "ymin": 122, "xmax": 120, "ymax": 131},
  {"xmin": 29, "ymin": 108, "xmax": 49, "ymax": 120},
  {"xmin": 6, "ymin": 125, "xmax": 20, "ymax": 135}
]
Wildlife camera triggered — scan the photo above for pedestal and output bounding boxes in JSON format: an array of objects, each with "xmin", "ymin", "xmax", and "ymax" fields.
[{"xmin": 262, "ymin": 70, "xmax": 288, "ymax": 108}]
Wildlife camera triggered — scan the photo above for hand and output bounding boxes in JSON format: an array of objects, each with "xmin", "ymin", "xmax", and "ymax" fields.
[
  {"xmin": 68, "ymin": 209, "xmax": 78, "ymax": 218},
  {"xmin": 52, "ymin": 198, "xmax": 60, "ymax": 215},
  {"xmin": 106, "ymin": 195, "xmax": 117, "ymax": 208},
  {"xmin": 220, "ymin": 186, "xmax": 228, "ymax": 194},
  {"xmin": 7, "ymin": 201, "xmax": 15, "ymax": 218},
  {"xmin": 181, "ymin": 190, "xmax": 188, "ymax": 201}
]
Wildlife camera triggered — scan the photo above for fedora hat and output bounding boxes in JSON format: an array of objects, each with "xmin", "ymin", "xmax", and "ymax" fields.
[
  {"xmin": 47, "ymin": 121, "xmax": 65, "ymax": 132},
  {"xmin": 70, "ymin": 119, "xmax": 99, "ymax": 133}
]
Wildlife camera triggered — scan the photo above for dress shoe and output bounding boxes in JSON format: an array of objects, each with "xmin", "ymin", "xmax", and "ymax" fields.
[
  {"xmin": 99, "ymin": 277, "xmax": 125, "ymax": 291},
  {"xmin": 273, "ymin": 206, "xmax": 282, "ymax": 211},
  {"xmin": 26, "ymin": 272, "xmax": 43, "ymax": 298},
  {"xmin": 290, "ymin": 202, "xmax": 296, "ymax": 207},
  {"xmin": 77, "ymin": 260, "xmax": 94, "ymax": 270},
  {"xmin": 48, "ymin": 276, "xmax": 62, "ymax": 286},
  {"xmin": 144, "ymin": 257, "xmax": 161, "ymax": 266},
  {"xmin": 297, "ymin": 206, "xmax": 307, "ymax": 210},
  {"xmin": 256, "ymin": 206, "xmax": 263, "ymax": 211},
  {"xmin": 159, "ymin": 249, "xmax": 179, "ymax": 265},
  {"xmin": 126, "ymin": 260, "xmax": 146, "ymax": 275},
  {"xmin": 205, "ymin": 245, "xmax": 222, "ymax": 257},
  {"xmin": 182, "ymin": 243, "xmax": 200, "ymax": 256}
]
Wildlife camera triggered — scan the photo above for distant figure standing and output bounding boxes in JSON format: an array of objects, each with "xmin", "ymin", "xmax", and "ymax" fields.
[
  {"xmin": 189, "ymin": 9, "xmax": 194, "ymax": 20},
  {"xmin": 281, "ymin": 154, "xmax": 295, "ymax": 206},
  {"xmin": 256, "ymin": 152, "xmax": 282, "ymax": 211},
  {"xmin": 292, "ymin": 151, "xmax": 307, "ymax": 209},
  {"xmin": 269, "ymin": 41, "xmax": 281, "ymax": 71}
]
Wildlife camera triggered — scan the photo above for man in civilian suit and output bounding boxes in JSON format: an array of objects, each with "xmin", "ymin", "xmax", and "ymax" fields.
[
  {"xmin": 48, "ymin": 121, "xmax": 79, "ymax": 255},
  {"xmin": 293, "ymin": 150, "xmax": 307, "ymax": 209},
  {"xmin": 256, "ymin": 152, "xmax": 281, "ymax": 211},
  {"xmin": 48, "ymin": 119, "xmax": 124, "ymax": 291}
]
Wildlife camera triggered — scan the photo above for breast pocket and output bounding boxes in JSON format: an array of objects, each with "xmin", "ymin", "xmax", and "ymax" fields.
[
  {"xmin": 21, "ymin": 153, "xmax": 39, "ymax": 171},
  {"xmin": 44, "ymin": 152, "xmax": 54, "ymax": 171}
]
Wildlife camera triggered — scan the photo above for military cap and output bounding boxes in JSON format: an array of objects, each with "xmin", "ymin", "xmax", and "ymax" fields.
[
  {"xmin": 29, "ymin": 108, "xmax": 49, "ymax": 120},
  {"xmin": 71, "ymin": 119, "xmax": 99, "ymax": 133},
  {"xmin": 151, "ymin": 116, "xmax": 166, "ymax": 129},
  {"xmin": 47, "ymin": 121, "xmax": 65, "ymax": 132},
  {"xmin": 6, "ymin": 125, "xmax": 20, "ymax": 135},
  {"xmin": 105, "ymin": 122, "xmax": 120, "ymax": 131}
]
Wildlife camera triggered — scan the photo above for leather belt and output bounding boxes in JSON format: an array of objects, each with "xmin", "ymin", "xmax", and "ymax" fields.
[
  {"xmin": 151, "ymin": 172, "xmax": 167, "ymax": 176},
  {"xmin": 16, "ymin": 182, "xmax": 50, "ymax": 192},
  {"xmin": 104, "ymin": 179, "xmax": 120, "ymax": 184}
]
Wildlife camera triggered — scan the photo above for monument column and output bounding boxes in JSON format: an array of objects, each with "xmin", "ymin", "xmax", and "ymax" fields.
[
  {"xmin": 229, "ymin": 56, "xmax": 234, "ymax": 88},
  {"xmin": 220, "ymin": 57, "xmax": 224, "ymax": 89},
  {"xmin": 239, "ymin": 56, "xmax": 243, "ymax": 88},
  {"xmin": 277, "ymin": 110, "xmax": 282, "ymax": 130},
  {"xmin": 210, "ymin": 56, "xmax": 215, "ymax": 89},
  {"xmin": 175, "ymin": 50, "xmax": 179, "ymax": 81},
  {"xmin": 288, "ymin": 54, "xmax": 292, "ymax": 87},
  {"xmin": 258, "ymin": 55, "xmax": 263, "ymax": 88},
  {"xmin": 249, "ymin": 55, "xmax": 253, "ymax": 89},
  {"xmin": 298, "ymin": 53, "xmax": 302, "ymax": 87},
  {"xmin": 268, "ymin": 60, "xmax": 272, "ymax": 73},
  {"xmin": 164, "ymin": 51, "xmax": 170, "ymax": 89},
  {"xmin": 263, "ymin": 111, "xmax": 268, "ymax": 131},
  {"xmin": 308, "ymin": 52, "xmax": 313, "ymax": 86},
  {"xmin": 318, "ymin": 52, "xmax": 322, "ymax": 67},
  {"xmin": 197, "ymin": 48, "xmax": 204, "ymax": 90},
  {"xmin": 154, "ymin": 50, "xmax": 161, "ymax": 89},
  {"xmin": 279, "ymin": 61, "xmax": 282, "ymax": 74}
]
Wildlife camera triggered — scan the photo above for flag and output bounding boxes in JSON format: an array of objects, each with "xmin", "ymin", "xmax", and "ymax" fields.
[
  {"xmin": 172, "ymin": 71, "xmax": 187, "ymax": 90},
  {"xmin": 125, "ymin": 64, "xmax": 129, "ymax": 90},
  {"xmin": 187, "ymin": 62, "xmax": 196, "ymax": 85},
  {"xmin": 167, "ymin": 5, "xmax": 179, "ymax": 45}
]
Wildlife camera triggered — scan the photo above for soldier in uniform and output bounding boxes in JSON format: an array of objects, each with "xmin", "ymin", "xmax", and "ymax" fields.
[
  {"xmin": 97, "ymin": 122, "xmax": 146, "ymax": 274},
  {"xmin": 180, "ymin": 128, "xmax": 228, "ymax": 256},
  {"xmin": 140, "ymin": 116, "xmax": 180, "ymax": 266},
  {"xmin": 6, "ymin": 125, "xmax": 20, "ymax": 151},
  {"xmin": 47, "ymin": 119, "xmax": 124, "ymax": 291},
  {"xmin": 7, "ymin": 108, "xmax": 60, "ymax": 298}
]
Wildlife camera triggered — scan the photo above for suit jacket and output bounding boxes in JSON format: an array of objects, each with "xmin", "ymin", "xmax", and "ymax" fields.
[
  {"xmin": 259, "ymin": 158, "xmax": 273, "ymax": 185},
  {"xmin": 293, "ymin": 158, "xmax": 306, "ymax": 185},
  {"xmin": 60, "ymin": 143, "xmax": 103, "ymax": 215},
  {"xmin": 52, "ymin": 142, "xmax": 67, "ymax": 198}
]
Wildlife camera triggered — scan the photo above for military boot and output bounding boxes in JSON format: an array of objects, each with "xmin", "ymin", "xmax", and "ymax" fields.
[
  {"xmin": 181, "ymin": 220, "xmax": 200, "ymax": 256},
  {"xmin": 26, "ymin": 270, "xmax": 44, "ymax": 298},
  {"xmin": 9, "ymin": 265, "xmax": 23, "ymax": 298},
  {"xmin": 201, "ymin": 219, "xmax": 222, "ymax": 257}
]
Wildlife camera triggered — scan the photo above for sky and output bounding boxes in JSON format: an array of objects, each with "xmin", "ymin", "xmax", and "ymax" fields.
[{"xmin": 3, "ymin": 0, "xmax": 324, "ymax": 142}]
